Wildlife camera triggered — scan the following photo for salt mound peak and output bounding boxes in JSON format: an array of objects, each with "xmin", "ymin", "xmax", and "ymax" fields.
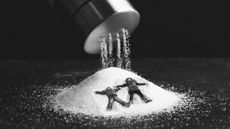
[{"xmin": 55, "ymin": 67, "xmax": 183, "ymax": 117}]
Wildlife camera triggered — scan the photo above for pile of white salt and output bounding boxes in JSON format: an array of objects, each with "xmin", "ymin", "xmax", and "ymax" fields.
[{"xmin": 54, "ymin": 67, "xmax": 184, "ymax": 117}]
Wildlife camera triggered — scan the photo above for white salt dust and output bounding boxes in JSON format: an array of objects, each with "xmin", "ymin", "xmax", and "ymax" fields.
[{"xmin": 53, "ymin": 67, "xmax": 184, "ymax": 118}]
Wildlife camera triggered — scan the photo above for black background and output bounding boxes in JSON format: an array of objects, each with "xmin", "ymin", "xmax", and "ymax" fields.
[{"xmin": 2, "ymin": 0, "xmax": 230, "ymax": 59}]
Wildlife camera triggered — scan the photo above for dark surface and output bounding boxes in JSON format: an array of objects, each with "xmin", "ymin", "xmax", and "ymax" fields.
[
  {"xmin": 2, "ymin": 0, "xmax": 230, "ymax": 59},
  {"xmin": 0, "ymin": 58, "xmax": 230, "ymax": 129}
]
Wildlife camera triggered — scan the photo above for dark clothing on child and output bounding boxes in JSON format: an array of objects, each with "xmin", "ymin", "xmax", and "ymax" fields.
[
  {"xmin": 96, "ymin": 87, "xmax": 119, "ymax": 98},
  {"xmin": 129, "ymin": 90, "xmax": 151, "ymax": 103},
  {"xmin": 106, "ymin": 96, "xmax": 128, "ymax": 110},
  {"xmin": 117, "ymin": 79, "xmax": 152, "ymax": 103},
  {"xmin": 117, "ymin": 81, "xmax": 146, "ymax": 92},
  {"xmin": 95, "ymin": 87, "xmax": 129, "ymax": 110}
]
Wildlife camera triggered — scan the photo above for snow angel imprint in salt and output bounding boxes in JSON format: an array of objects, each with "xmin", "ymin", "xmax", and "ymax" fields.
[
  {"xmin": 95, "ymin": 87, "xmax": 130, "ymax": 111},
  {"xmin": 116, "ymin": 78, "xmax": 152, "ymax": 104}
]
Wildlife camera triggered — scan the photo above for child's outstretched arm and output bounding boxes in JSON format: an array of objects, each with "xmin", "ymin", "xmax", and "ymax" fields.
[
  {"xmin": 116, "ymin": 83, "xmax": 127, "ymax": 88},
  {"xmin": 95, "ymin": 90, "xmax": 106, "ymax": 95},
  {"xmin": 136, "ymin": 82, "xmax": 148, "ymax": 86},
  {"xmin": 114, "ymin": 87, "xmax": 121, "ymax": 92}
]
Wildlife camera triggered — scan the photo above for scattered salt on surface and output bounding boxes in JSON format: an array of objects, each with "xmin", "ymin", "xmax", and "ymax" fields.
[{"xmin": 53, "ymin": 67, "xmax": 184, "ymax": 118}]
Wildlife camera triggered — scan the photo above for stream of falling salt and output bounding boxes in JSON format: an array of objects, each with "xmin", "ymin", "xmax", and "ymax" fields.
[
  {"xmin": 108, "ymin": 33, "xmax": 113, "ymax": 67},
  {"xmin": 116, "ymin": 33, "xmax": 122, "ymax": 68},
  {"xmin": 100, "ymin": 28, "xmax": 131, "ymax": 70},
  {"xmin": 122, "ymin": 28, "xmax": 131, "ymax": 70},
  {"xmin": 100, "ymin": 37, "xmax": 108, "ymax": 68}
]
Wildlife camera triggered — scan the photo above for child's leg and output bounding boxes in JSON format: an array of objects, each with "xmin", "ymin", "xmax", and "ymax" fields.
[
  {"xmin": 129, "ymin": 91, "xmax": 134, "ymax": 104},
  {"xmin": 114, "ymin": 96, "xmax": 130, "ymax": 107},
  {"xmin": 107, "ymin": 98, "xmax": 114, "ymax": 110},
  {"xmin": 136, "ymin": 90, "xmax": 152, "ymax": 103}
]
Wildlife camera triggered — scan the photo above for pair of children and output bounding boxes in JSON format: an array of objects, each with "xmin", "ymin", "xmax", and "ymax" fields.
[{"xmin": 95, "ymin": 78, "xmax": 152, "ymax": 111}]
